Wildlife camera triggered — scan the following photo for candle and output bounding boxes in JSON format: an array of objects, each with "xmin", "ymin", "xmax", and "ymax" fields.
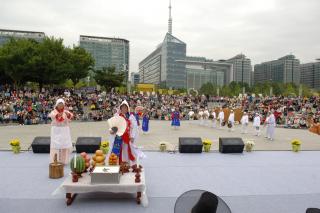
[{"xmin": 74, "ymin": 153, "xmax": 77, "ymax": 168}]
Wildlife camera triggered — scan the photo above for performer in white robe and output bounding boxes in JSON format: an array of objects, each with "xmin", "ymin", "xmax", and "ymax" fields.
[
  {"xmin": 109, "ymin": 100, "xmax": 144, "ymax": 165},
  {"xmin": 253, "ymin": 113, "xmax": 261, "ymax": 136},
  {"xmin": 240, "ymin": 112, "xmax": 249, "ymax": 134},
  {"xmin": 265, "ymin": 113, "xmax": 270, "ymax": 139},
  {"xmin": 49, "ymin": 98, "xmax": 73, "ymax": 165},
  {"xmin": 198, "ymin": 109, "xmax": 204, "ymax": 126},
  {"xmin": 266, "ymin": 112, "xmax": 276, "ymax": 141},
  {"xmin": 203, "ymin": 108, "xmax": 210, "ymax": 126},
  {"xmin": 218, "ymin": 108, "xmax": 224, "ymax": 129},
  {"xmin": 228, "ymin": 110, "xmax": 235, "ymax": 132},
  {"xmin": 211, "ymin": 110, "xmax": 217, "ymax": 128}
]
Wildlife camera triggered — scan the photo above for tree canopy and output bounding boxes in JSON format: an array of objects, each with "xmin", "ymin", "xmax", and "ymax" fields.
[
  {"xmin": 0, "ymin": 37, "xmax": 94, "ymax": 88},
  {"xmin": 93, "ymin": 66, "xmax": 126, "ymax": 92}
]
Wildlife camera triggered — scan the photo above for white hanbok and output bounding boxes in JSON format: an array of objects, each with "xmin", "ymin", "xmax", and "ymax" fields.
[
  {"xmin": 109, "ymin": 101, "xmax": 145, "ymax": 165},
  {"xmin": 266, "ymin": 114, "xmax": 276, "ymax": 140},
  {"xmin": 228, "ymin": 112, "xmax": 235, "ymax": 131},
  {"xmin": 241, "ymin": 114, "xmax": 249, "ymax": 134},
  {"xmin": 212, "ymin": 111, "xmax": 217, "ymax": 128},
  {"xmin": 218, "ymin": 111, "xmax": 224, "ymax": 128},
  {"xmin": 49, "ymin": 100, "xmax": 73, "ymax": 165},
  {"xmin": 253, "ymin": 116, "xmax": 261, "ymax": 136}
]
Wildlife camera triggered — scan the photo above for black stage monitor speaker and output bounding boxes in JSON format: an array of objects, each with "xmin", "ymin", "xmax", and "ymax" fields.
[
  {"xmin": 179, "ymin": 137, "xmax": 203, "ymax": 153},
  {"xmin": 32, "ymin": 137, "xmax": 50, "ymax": 153},
  {"xmin": 219, "ymin": 138, "xmax": 244, "ymax": 153},
  {"xmin": 76, "ymin": 137, "xmax": 101, "ymax": 153},
  {"xmin": 306, "ymin": 208, "xmax": 320, "ymax": 213}
]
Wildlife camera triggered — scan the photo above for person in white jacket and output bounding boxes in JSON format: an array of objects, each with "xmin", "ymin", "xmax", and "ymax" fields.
[
  {"xmin": 240, "ymin": 112, "xmax": 249, "ymax": 134},
  {"xmin": 228, "ymin": 110, "xmax": 235, "ymax": 132},
  {"xmin": 218, "ymin": 108, "xmax": 224, "ymax": 129},
  {"xmin": 253, "ymin": 113, "xmax": 261, "ymax": 136}
]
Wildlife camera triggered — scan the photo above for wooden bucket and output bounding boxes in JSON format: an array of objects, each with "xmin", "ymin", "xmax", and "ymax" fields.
[{"xmin": 49, "ymin": 153, "xmax": 64, "ymax": 179}]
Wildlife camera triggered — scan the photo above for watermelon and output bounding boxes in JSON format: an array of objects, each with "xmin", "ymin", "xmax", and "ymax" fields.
[{"xmin": 70, "ymin": 156, "xmax": 86, "ymax": 174}]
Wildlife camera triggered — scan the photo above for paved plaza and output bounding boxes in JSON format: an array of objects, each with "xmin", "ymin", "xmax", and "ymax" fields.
[{"xmin": 0, "ymin": 120, "xmax": 319, "ymax": 151}]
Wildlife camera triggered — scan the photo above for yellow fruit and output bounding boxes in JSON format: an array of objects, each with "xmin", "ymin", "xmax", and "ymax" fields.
[
  {"xmin": 95, "ymin": 150, "xmax": 103, "ymax": 156},
  {"xmin": 92, "ymin": 155, "xmax": 96, "ymax": 161},
  {"xmin": 95, "ymin": 155, "xmax": 105, "ymax": 163}
]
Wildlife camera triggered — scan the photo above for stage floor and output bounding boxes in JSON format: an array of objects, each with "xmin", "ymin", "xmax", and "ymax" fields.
[
  {"xmin": 0, "ymin": 120, "xmax": 320, "ymax": 151},
  {"xmin": 1, "ymin": 151, "xmax": 320, "ymax": 213}
]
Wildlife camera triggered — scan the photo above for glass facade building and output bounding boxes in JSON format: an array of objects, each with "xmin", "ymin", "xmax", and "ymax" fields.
[
  {"xmin": 139, "ymin": 33, "xmax": 186, "ymax": 89},
  {"xmin": 178, "ymin": 56, "xmax": 233, "ymax": 90},
  {"xmin": 225, "ymin": 54, "xmax": 252, "ymax": 86},
  {"xmin": 79, "ymin": 35, "xmax": 129, "ymax": 77},
  {"xmin": 254, "ymin": 55, "xmax": 300, "ymax": 85},
  {"xmin": 300, "ymin": 61, "xmax": 320, "ymax": 90},
  {"xmin": 130, "ymin": 72, "xmax": 140, "ymax": 86},
  {"xmin": 0, "ymin": 29, "xmax": 45, "ymax": 46}
]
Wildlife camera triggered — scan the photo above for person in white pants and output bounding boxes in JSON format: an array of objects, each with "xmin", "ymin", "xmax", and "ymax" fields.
[
  {"xmin": 266, "ymin": 112, "xmax": 276, "ymax": 141},
  {"xmin": 228, "ymin": 110, "xmax": 235, "ymax": 132},
  {"xmin": 211, "ymin": 110, "xmax": 217, "ymax": 128},
  {"xmin": 218, "ymin": 108, "xmax": 224, "ymax": 129},
  {"xmin": 241, "ymin": 112, "xmax": 249, "ymax": 134},
  {"xmin": 253, "ymin": 113, "xmax": 261, "ymax": 136}
]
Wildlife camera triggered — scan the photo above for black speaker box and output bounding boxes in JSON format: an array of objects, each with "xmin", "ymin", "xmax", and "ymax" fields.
[
  {"xmin": 31, "ymin": 137, "xmax": 50, "ymax": 153},
  {"xmin": 179, "ymin": 137, "xmax": 203, "ymax": 153},
  {"xmin": 219, "ymin": 137, "xmax": 244, "ymax": 153},
  {"xmin": 75, "ymin": 137, "xmax": 101, "ymax": 153}
]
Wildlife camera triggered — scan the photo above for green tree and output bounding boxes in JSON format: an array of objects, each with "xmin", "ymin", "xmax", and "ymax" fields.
[
  {"xmin": 199, "ymin": 82, "xmax": 217, "ymax": 95},
  {"xmin": 94, "ymin": 66, "xmax": 125, "ymax": 92},
  {"xmin": 0, "ymin": 38, "xmax": 38, "ymax": 86},
  {"xmin": 283, "ymin": 83, "xmax": 297, "ymax": 97},
  {"xmin": 29, "ymin": 37, "xmax": 70, "ymax": 89},
  {"xmin": 221, "ymin": 85, "xmax": 232, "ymax": 97},
  {"xmin": 66, "ymin": 46, "xmax": 94, "ymax": 86}
]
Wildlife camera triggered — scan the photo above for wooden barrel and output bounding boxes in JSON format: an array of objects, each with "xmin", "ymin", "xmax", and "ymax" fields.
[{"xmin": 49, "ymin": 153, "xmax": 64, "ymax": 179}]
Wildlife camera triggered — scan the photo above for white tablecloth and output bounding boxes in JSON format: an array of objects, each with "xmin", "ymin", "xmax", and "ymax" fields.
[{"xmin": 53, "ymin": 171, "xmax": 148, "ymax": 207}]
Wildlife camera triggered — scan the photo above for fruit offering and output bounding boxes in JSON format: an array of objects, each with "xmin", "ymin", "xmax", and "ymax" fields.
[
  {"xmin": 91, "ymin": 150, "xmax": 106, "ymax": 167},
  {"xmin": 109, "ymin": 153, "xmax": 118, "ymax": 165},
  {"xmin": 80, "ymin": 152, "xmax": 91, "ymax": 170},
  {"xmin": 70, "ymin": 156, "xmax": 86, "ymax": 175}
]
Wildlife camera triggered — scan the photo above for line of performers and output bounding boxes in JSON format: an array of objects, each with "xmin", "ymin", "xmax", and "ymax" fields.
[
  {"xmin": 48, "ymin": 98, "xmax": 276, "ymax": 166},
  {"xmin": 193, "ymin": 108, "xmax": 276, "ymax": 141}
]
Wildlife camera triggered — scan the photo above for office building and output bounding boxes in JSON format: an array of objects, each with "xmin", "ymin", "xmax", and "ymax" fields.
[
  {"xmin": 177, "ymin": 56, "xmax": 233, "ymax": 90},
  {"xmin": 254, "ymin": 55, "xmax": 300, "ymax": 85},
  {"xmin": 79, "ymin": 35, "xmax": 129, "ymax": 78},
  {"xmin": 300, "ymin": 60, "xmax": 320, "ymax": 90},
  {"xmin": 0, "ymin": 29, "xmax": 45, "ymax": 46},
  {"xmin": 225, "ymin": 54, "xmax": 252, "ymax": 86},
  {"xmin": 139, "ymin": 1, "xmax": 186, "ymax": 89},
  {"xmin": 130, "ymin": 72, "xmax": 140, "ymax": 86}
]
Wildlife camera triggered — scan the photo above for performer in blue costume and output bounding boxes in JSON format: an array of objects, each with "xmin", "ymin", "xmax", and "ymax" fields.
[
  {"xmin": 142, "ymin": 110, "xmax": 150, "ymax": 134},
  {"xmin": 171, "ymin": 107, "xmax": 181, "ymax": 130}
]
